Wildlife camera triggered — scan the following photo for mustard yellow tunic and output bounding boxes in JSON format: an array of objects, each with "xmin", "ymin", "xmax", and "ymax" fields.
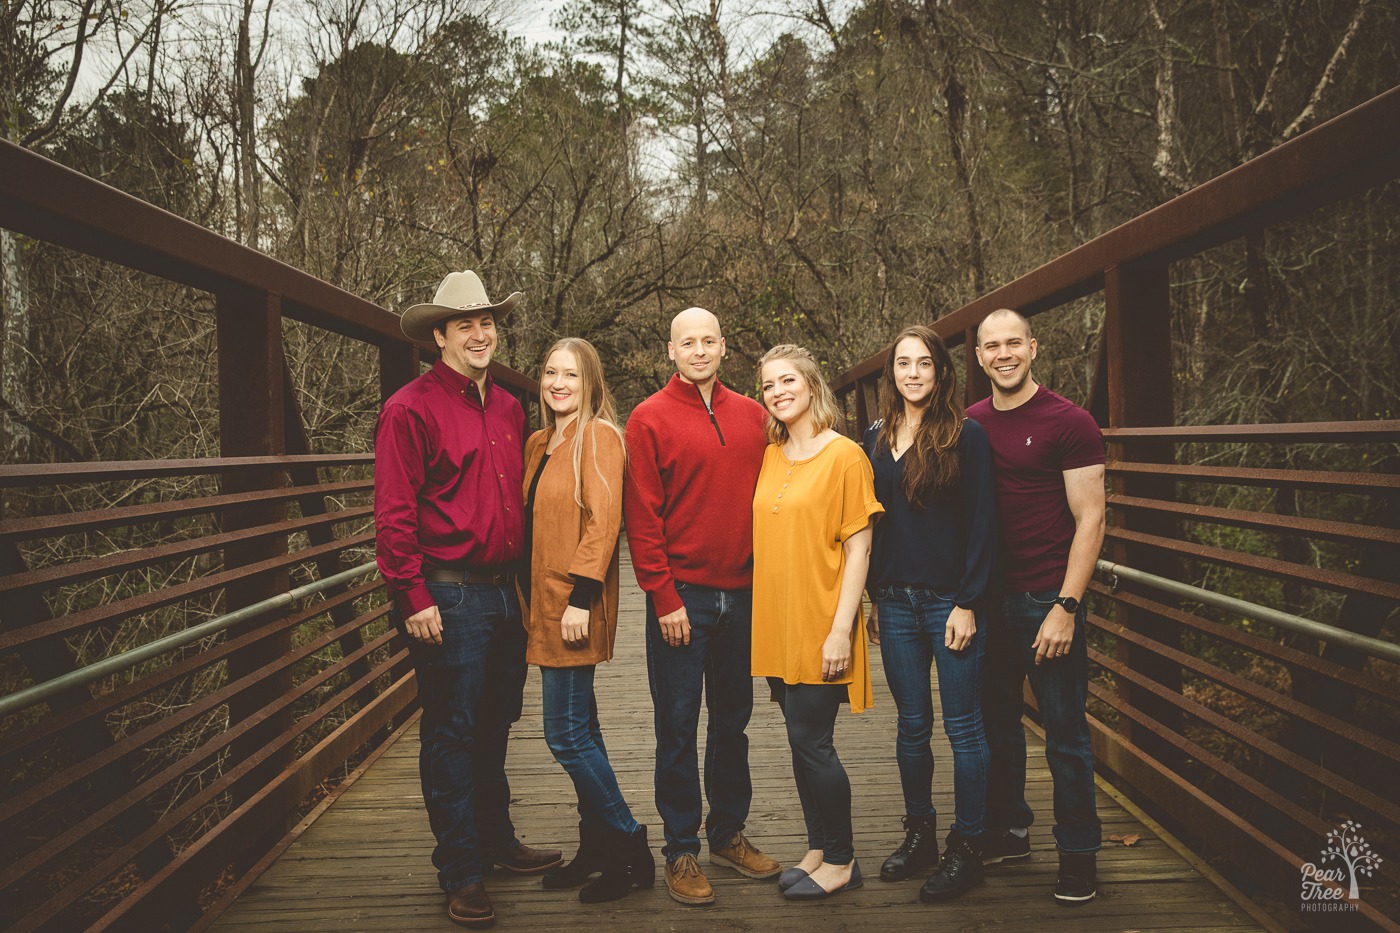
[{"xmin": 751, "ymin": 436, "xmax": 883, "ymax": 712}]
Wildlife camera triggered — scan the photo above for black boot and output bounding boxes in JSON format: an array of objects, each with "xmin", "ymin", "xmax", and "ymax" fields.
[
  {"xmin": 579, "ymin": 826, "xmax": 653, "ymax": 903},
  {"xmin": 880, "ymin": 815, "xmax": 940, "ymax": 881},
  {"xmin": 1054, "ymin": 849, "xmax": 1097, "ymax": 905},
  {"xmin": 625, "ymin": 824, "xmax": 656, "ymax": 888},
  {"xmin": 543, "ymin": 822, "xmax": 604, "ymax": 890},
  {"xmin": 919, "ymin": 834, "xmax": 985, "ymax": 902}
]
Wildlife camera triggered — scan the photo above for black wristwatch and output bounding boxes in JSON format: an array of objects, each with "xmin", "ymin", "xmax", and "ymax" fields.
[{"xmin": 1053, "ymin": 595, "xmax": 1080, "ymax": 614}]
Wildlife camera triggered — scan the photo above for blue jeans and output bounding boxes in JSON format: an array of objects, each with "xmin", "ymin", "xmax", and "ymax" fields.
[
  {"xmin": 540, "ymin": 665, "xmax": 641, "ymax": 835},
  {"xmin": 645, "ymin": 583, "xmax": 754, "ymax": 861},
  {"xmin": 983, "ymin": 589, "xmax": 1101, "ymax": 853},
  {"xmin": 873, "ymin": 587, "xmax": 988, "ymax": 839},
  {"xmin": 402, "ymin": 582, "xmax": 528, "ymax": 891}
]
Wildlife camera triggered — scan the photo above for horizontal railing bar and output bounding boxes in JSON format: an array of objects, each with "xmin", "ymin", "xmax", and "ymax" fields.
[
  {"xmin": 0, "ymin": 454, "xmax": 372, "ymax": 488},
  {"xmin": 1103, "ymin": 421, "xmax": 1400, "ymax": 443},
  {"xmin": 84, "ymin": 671, "xmax": 417, "ymax": 933},
  {"xmin": 0, "ymin": 532, "xmax": 374, "ymax": 653},
  {"xmin": 1103, "ymin": 528, "xmax": 1400, "ymax": 602},
  {"xmin": 832, "ymin": 85, "xmax": 1400, "ymax": 391},
  {"xmin": 0, "ymin": 508, "xmax": 372, "ymax": 596},
  {"xmin": 0, "ymin": 480, "xmax": 372, "ymax": 543},
  {"xmin": 0, "ymin": 562, "xmax": 377, "ymax": 719},
  {"xmin": 0, "ymin": 579, "xmax": 382, "ymax": 760},
  {"xmin": 1090, "ymin": 612, "xmax": 1400, "ymax": 768},
  {"xmin": 1089, "ymin": 658, "xmax": 1400, "ymax": 891},
  {"xmin": 1105, "ymin": 460, "xmax": 1400, "ymax": 493},
  {"xmin": 1, "ymin": 600, "xmax": 391, "ymax": 834},
  {"xmin": 0, "ymin": 141, "xmax": 405, "ymax": 347},
  {"xmin": 1095, "ymin": 558, "xmax": 1400, "ymax": 664},
  {"xmin": 8, "ymin": 646, "xmax": 407, "ymax": 932},
  {"xmin": 1107, "ymin": 494, "xmax": 1400, "ymax": 547},
  {"xmin": 1088, "ymin": 581, "xmax": 1400, "ymax": 707}
]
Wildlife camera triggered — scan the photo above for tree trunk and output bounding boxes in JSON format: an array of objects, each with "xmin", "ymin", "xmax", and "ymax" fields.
[{"xmin": 1, "ymin": 224, "xmax": 30, "ymax": 464}]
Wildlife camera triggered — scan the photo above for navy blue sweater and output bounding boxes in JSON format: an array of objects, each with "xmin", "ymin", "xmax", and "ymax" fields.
[{"xmin": 862, "ymin": 418, "xmax": 997, "ymax": 609}]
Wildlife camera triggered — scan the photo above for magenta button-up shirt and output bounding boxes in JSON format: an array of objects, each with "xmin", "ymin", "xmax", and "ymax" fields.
[{"xmin": 374, "ymin": 359, "xmax": 527, "ymax": 617}]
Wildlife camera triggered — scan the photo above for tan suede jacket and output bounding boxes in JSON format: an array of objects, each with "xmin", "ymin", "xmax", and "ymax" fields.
[{"xmin": 520, "ymin": 419, "xmax": 624, "ymax": 667}]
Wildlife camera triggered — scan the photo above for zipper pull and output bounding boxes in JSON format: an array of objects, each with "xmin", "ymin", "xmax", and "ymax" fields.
[{"xmin": 697, "ymin": 384, "xmax": 726, "ymax": 445}]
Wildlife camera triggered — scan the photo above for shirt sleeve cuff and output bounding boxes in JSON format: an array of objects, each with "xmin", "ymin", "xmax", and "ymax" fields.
[
  {"xmin": 651, "ymin": 583, "xmax": 684, "ymax": 618},
  {"xmin": 397, "ymin": 584, "xmax": 436, "ymax": 619},
  {"xmin": 569, "ymin": 575, "xmax": 603, "ymax": 609}
]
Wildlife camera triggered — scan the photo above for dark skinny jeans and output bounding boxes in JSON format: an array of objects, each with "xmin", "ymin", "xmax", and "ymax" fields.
[{"xmin": 768, "ymin": 678, "xmax": 853, "ymax": 865}]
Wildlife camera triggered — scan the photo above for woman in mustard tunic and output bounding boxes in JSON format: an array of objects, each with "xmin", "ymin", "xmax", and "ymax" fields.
[
  {"xmin": 751, "ymin": 344, "xmax": 883, "ymax": 902},
  {"xmin": 522, "ymin": 338, "xmax": 653, "ymax": 903}
]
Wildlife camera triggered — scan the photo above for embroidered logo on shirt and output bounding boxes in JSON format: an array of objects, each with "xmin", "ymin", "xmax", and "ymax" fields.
[{"xmin": 1025, "ymin": 436, "xmax": 1033, "ymax": 446}]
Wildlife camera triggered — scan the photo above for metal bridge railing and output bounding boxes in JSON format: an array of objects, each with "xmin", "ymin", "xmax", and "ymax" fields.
[{"xmin": 0, "ymin": 140, "xmax": 540, "ymax": 933}]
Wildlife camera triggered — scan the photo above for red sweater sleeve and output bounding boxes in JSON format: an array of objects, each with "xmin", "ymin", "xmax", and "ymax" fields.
[{"xmin": 623, "ymin": 411, "xmax": 684, "ymax": 617}]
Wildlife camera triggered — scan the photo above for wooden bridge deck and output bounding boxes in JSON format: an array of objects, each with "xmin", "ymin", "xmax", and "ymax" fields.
[{"xmin": 211, "ymin": 549, "xmax": 1263, "ymax": 932}]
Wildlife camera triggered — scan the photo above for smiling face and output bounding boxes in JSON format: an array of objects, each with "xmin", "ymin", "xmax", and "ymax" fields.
[
  {"xmin": 434, "ymin": 310, "xmax": 497, "ymax": 380},
  {"xmin": 668, "ymin": 308, "xmax": 725, "ymax": 386},
  {"xmin": 760, "ymin": 358, "xmax": 813, "ymax": 429},
  {"xmin": 892, "ymin": 335, "xmax": 938, "ymax": 408},
  {"xmin": 542, "ymin": 348, "xmax": 583, "ymax": 421},
  {"xmin": 975, "ymin": 311, "xmax": 1037, "ymax": 397}
]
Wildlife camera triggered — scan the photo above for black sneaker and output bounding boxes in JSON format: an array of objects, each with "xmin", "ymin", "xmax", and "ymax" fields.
[
  {"xmin": 1054, "ymin": 850, "xmax": 1097, "ymax": 905},
  {"xmin": 880, "ymin": 815, "xmax": 939, "ymax": 881},
  {"xmin": 918, "ymin": 836, "xmax": 984, "ymax": 902},
  {"xmin": 981, "ymin": 829, "xmax": 1031, "ymax": 865}
]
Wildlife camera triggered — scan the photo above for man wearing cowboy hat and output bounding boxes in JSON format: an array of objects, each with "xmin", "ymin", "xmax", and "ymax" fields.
[{"xmin": 375, "ymin": 269, "xmax": 562, "ymax": 928}]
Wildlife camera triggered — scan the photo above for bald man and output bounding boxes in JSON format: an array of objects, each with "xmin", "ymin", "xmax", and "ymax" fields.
[{"xmin": 623, "ymin": 308, "xmax": 780, "ymax": 905}]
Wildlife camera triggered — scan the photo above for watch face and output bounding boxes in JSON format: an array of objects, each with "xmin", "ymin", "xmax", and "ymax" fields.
[{"xmin": 1057, "ymin": 596, "xmax": 1079, "ymax": 613}]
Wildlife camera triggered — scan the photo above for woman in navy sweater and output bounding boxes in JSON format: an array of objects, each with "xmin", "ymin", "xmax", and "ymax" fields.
[{"xmin": 862, "ymin": 325, "xmax": 996, "ymax": 903}]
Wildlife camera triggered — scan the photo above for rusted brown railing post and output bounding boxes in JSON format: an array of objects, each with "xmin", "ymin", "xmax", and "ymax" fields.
[
  {"xmin": 963, "ymin": 326, "xmax": 990, "ymax": 408},
  {"xmin": 1103, "ymin": 261, "xmax": 1183, "ymax": 760},
  {"xmin": 215, "ymin": 288, "xmax": 293, "ymax": 809}
]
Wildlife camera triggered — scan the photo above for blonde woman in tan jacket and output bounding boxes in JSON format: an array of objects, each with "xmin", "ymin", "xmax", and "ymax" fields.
[{"xmin": 521, "ymin": 337, "xmax": 653, "ymax": 903}]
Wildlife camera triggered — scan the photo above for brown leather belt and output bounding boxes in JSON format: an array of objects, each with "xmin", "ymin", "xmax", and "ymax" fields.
[{"xmin": 425, "ymin": 566, "xmax": 516, "ymax": 586}]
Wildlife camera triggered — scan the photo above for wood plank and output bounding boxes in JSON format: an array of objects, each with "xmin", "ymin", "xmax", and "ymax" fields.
[{"xmin": 211, "ymin": 546, "xmax": 1264, "ymax": 932}]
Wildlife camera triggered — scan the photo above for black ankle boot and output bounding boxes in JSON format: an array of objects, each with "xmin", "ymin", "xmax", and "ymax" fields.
[
  {"xmin": 580, "ymin": 826, "xmax": 653, "ymax": 903},
  {"xmin": 919, "ymin": 834, "xmax": 984, "ymax": 902},
  {"xmin": 1054, "ymin": 849, "xmax": 1097, "ymax": 904},
  {"xmin": 880, "ymin": 815, "xmax": 940, "ymax": 881},
  {"xmin": 543, "ymin": 822, "xmax": 604, "ymax": 890},
  {"xmin": 625, "ymin": 825, "xmax": 656, "ymax": 888}
]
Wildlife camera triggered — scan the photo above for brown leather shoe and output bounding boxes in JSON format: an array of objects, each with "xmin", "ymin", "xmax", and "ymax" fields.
[
  {"xmin": 447, "ymin": 882, "xmax": 495, "ymax": 928},
  {"xmin": 710, "ymin": 831, "xmax": 782, "ymax": 880},
  {"xmin": 665, "ymin": 853, "xmax": 715, "ymax": 905},
  {"xmin": 493, "ymin": 841, "xmax": 564, "ymax": 874}
]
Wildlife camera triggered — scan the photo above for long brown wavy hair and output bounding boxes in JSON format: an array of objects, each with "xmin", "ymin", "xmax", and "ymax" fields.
[{"xmin": 876, "ymin": 326, "xmax": 963, "ymax": 509}]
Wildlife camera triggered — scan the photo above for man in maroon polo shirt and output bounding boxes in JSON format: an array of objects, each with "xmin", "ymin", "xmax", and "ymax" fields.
[{"xmin": 375, "ymin": 269, "xmax": 560, "ymax": 929}]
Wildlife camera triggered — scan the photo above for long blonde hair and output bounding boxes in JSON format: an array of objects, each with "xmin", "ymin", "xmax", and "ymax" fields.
[
  {"xmin": 757, "ymin": 344, "xmax": 842, "ymax": 445},
  {"xmin": 539, "ymin": 337, "xmax": 625, "ymax": 510}
]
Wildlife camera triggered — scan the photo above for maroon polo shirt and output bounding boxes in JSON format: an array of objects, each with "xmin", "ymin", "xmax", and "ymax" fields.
[
  {"xmin": 967, "ymin": 385, "xmax": 1104, "ymax": 592},
  {"xmin": 374, "ymin": 359, "xmax": 526, "ymax": 617}
]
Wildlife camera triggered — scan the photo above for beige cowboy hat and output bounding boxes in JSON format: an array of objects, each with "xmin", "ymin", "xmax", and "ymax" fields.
[{"xmin": 400, "ymin": 270, "xmax": 522, "ymax": 343}]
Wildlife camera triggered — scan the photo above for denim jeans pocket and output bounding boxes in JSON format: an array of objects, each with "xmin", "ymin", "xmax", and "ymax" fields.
[
  {"xmin": 1024, "ymin": 589, "xmax": 1062, "ymax": 607},
  {"xmin": 426, "ymin": 581, "xmax": 466, "ymax": 613}
]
